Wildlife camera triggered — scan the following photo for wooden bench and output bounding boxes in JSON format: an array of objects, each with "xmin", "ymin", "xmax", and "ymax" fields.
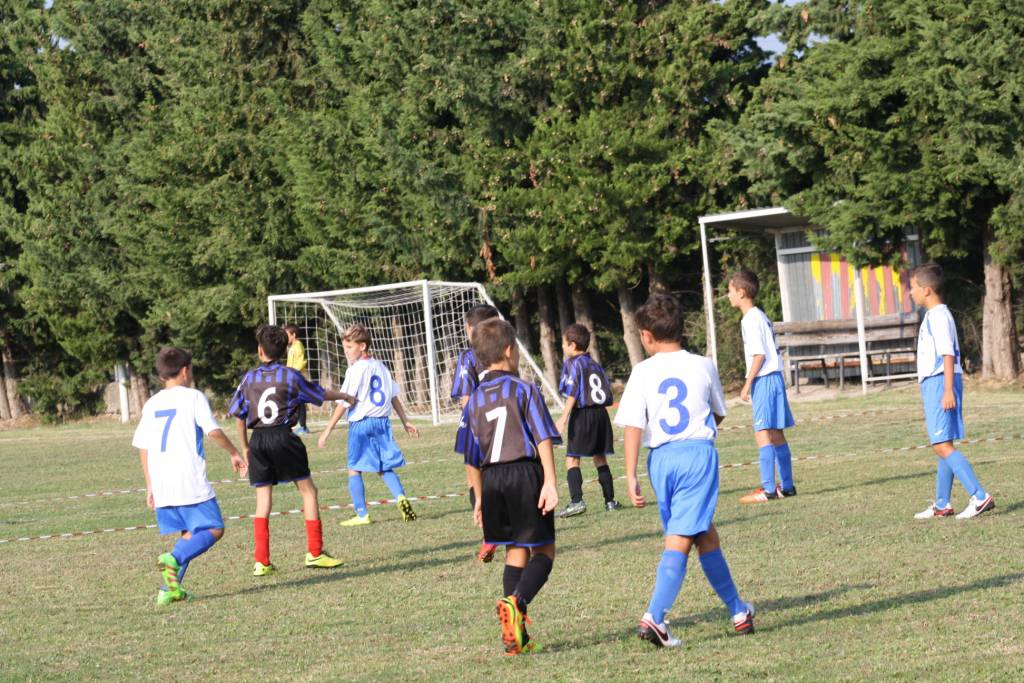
[{"xmin": 773, "ymin": 312, "xmax": 920, "ymax": 392}]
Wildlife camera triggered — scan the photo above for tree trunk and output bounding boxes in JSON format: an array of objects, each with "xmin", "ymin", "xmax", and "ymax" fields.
[
  {"xmin": 390, "ymin": 316, "xmax": 411, "ymax": 401},
  {"xmin": 535, "ymin": 286, "xmax": 561, "ymax": 389},
  {"xmin": 648, "ymin": 265, "xmax": 671, "ymax": 296},
  {"xmin": 571, "ymin": 281, "xmax": 602, "ymax": 364},
  {"xmin": 617, "ymin": 282, "xmax": 646, "ymax": 366},
  {"xmin": 513, "ymin": 288, "xmax": 534, "ymax": 354},
  {"xmin": 128, "ymin": 364, "xmax": 151, "ymax": 418},
  {"xmin": 981, "ymin": 236, "xmax": 1022, "ymax": 380},
  {"xmin": 1, "ymin": 346, "xmax": 26, "ymax": 418},
  {"xmin": 0, "ymin": 361, "xmax": 11, "ymax": 420},
  {"xmin": 554, "ymin": 281, "xmax": 573, "ymax": 335}
]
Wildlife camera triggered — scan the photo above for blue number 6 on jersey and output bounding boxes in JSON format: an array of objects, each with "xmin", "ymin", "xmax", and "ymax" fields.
[{"xmin": 657, "ymin": 378, "xmax": 690, "ymax": 435}]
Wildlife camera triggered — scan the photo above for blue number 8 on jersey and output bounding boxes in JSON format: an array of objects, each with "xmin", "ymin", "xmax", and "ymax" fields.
[
  {"xmin": 369, "ymin": 375, "xmax": 386, "ymax": 407},
  {"xmin": 657, "ymin": 378, "xmax": 690, "ymax": 435}
]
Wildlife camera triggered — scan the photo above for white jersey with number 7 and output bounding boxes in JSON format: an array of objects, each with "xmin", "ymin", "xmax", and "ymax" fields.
[{"xmin": 613, "ymin": 350, "xmax": 727, "ymax": 449}]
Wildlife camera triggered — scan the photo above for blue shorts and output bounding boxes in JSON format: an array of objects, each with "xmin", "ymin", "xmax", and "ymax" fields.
[
  {"xmin": 751, "ymin": 371, "xmax": 795, "ymax": 432},
  {"xmin": 646, "ymin": 440, "xmax": 719, "ymax": 537},
  {"xmin": 155, "ymin": 497, "xmax": 224, "ymax": 535},
  {"xmin": 348, "ymin": 417, "xmax": 406, "ymax": 472},
  {"xmin": 920, "ymin": 374, "xmax": 964, "ymax": 444}
]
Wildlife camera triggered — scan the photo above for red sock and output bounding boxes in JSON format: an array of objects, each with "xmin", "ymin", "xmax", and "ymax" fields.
[
  {"xmin": 253, "ymin": 517, "xmax": 270, "ymax": 565},
  {"xmin": 305, "ymin": 519, "xmax": 323, "ymax": 557}
]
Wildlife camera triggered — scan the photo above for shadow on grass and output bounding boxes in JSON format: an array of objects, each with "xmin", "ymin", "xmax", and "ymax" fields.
[{"xmin": 807, "ymin": 470, "xmax": 933, "ymax": 497}]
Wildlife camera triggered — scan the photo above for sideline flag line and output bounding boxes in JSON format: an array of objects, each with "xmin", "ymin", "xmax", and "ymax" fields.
[{"xmin": 5, "ymin": 430, "xmax": 1021, "ymax": 545}]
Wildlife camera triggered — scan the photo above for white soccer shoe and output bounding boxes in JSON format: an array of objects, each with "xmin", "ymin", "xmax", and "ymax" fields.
[
  {"xmin": 732, "ymin": 602, "xmax": 756, "ymax": 635},
  {"xmin": 637, "ymin": 613, "xmax": 681, "ymax": 648},
  {"xmin": 914, "ymin": 502, "xmax": 954, "ymax": 519},
  {"xmin": 955, "ymin": 494, "xmax": 995, "ymax": 520}
]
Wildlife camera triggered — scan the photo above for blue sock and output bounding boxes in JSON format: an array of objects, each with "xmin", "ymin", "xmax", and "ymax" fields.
[
  {"xmin": 380, "ymin": 470, "xmax": 405, "ymax": 498},
  {"xmin": 935, "ymin": 457, "xmax": 954, "ymax": 509},
  {"xmin": 646, "ymin": 549, "xmax": 687, "ymax": 624},
  {"xmin": 944, "ymin": 450, "xmax": 986, "ymax": 499},
  {"xmin": 774, "ymin": 443, "xmax": 795, "ymax": 491},
  {"xmin": 178, "ymin": 560, "xmax": 190, "ymax": 586},
  {"xmin": 348, "ymin": 474, "xmax": 368, "ymax": 516},
  {"xmin": 170, "ymin": 530, "xmax": 218, "ymax": 566},
  {"xmin": 699, "ymin": 548, "xmax": 744, "ymax": 615},
  {"xmin": 758, "ymin": 445, "xmax": 776, "ymax": 491}
]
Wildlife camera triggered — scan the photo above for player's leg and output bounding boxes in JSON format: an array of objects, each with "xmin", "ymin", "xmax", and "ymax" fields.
[
  {"xmin": 557, "ymin": 456, "xmax": 587, "ymax": 518},
  {"xmin": 696, "ymin": 525, "xmax": 754, "ymax": 634},
  {"xmin": 253, "ymin": 485, "xmax": 275, "ymax": 574},
  {"xmin": 935, "ymin": 442, "xmax": 994, "ymax": 519},
  {"xmin": 593, "ymin": 454, "xmax": 620, "ymax": 509},
  {"xmin": 740, "ymin": 429, "xmax": 779, "ymax": 503},
  {"xmin": 342, "ymin": 469, "xmax": 371, "ymax": 525},
  {"xmin": 770, "ymin": 429, "xmax": 796, "ymax": 496},
  {"xmin": 167, "ymin": 505, "xmax": 225, "ymax": 586},
  {"xmin": 295, "ymin": 477, "xmax": 342, "ymax": 567},
  {"xmin": 916, "ymin": 441, "xmax": 956, "ymax": 518},
  {"xmin": 379, "ymin": 469, "xmax": 416, "ymax": 521}
]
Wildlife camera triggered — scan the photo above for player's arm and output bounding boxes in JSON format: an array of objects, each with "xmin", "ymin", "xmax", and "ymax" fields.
[
  {"xmin": 391, "ymin": 396, "xmax": 419, "ymax": 437},
  {"xmin": 234, "ymin": 417, "xmax": 249, "ymax": 463},
  {"xmin": 741, "ymin": 354, "xmax": 764, "ymax": 401},
  {"xmin": 460, "ymin": 395, "xmax": 469, "ymax": 409},
  {"xmin": 317, "ymin": 402, "xmax": 349, "ymax": 448},
  {"xmin": 208, "ymin": 429, "xmax": 247, "ymax": 475},
  {"xmin": 623, "ymin": 426, "xmax": 646, "ymax": 508},
  {"xmin": 323, "ymin": 388, "xmax": 358, "ymax": 405},
  {"xmin": 555, "ymin": 395, "xmax": 576, "ymax": 434},
  {"xmin": 138, "ymin": 449, "xmax": 155, "ymax": 510},
  {"xmin": 536, "ymin": 438, "xmax": 559, "ymax": 514},
  {"xmin": 465, "ymin": 463, "xmax": 483, "ymax": 527},
  {"xmin": 941, "ymin": 354, "xmax": 957, "ymax": 410},
  {"xmin": 295, "ymin": 343, "xmax": 307, "ymax": 375}
]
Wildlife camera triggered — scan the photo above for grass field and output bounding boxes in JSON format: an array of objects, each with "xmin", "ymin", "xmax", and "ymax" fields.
[{"xmin": 2, "ymin": 384, "xmax": 1023, "ymax": 682}]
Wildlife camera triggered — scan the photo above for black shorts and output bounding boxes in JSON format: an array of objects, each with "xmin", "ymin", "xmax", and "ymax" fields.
[
  {"xmin": 481, "ymin": 459, "xmax": 555, "ymax": 548},
  {"xmin": 566, "ymin": 406, "xmax": 615, "ymax": 458},
  {"xmin": 248, "ymin": 426, "xmax": 311, "ymax": 487}
]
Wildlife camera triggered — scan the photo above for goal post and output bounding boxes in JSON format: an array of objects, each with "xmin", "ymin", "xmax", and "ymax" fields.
[{"xmin": 268, "ymin": 280, "xmax": 563, "ymax": 425}]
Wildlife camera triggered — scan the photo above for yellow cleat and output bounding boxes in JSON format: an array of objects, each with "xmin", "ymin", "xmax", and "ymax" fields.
[
  {"xmin": 397, "ymin": 495, "xmax": 417, "ymax": 521},
  {"xmin": 340, "ymin": 514, "xmax": 371, "ymax": 527},
  {"xmin": 253, "ymin": 561, "xmax": 276, "ymax": 577},
  {"xmin": 305, "ymin": 551, "xmax": 343, "ymax": 568}
]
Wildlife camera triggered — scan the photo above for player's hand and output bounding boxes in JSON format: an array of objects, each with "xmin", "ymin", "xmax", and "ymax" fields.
[
  {"xmin": 146, "ymin": 489, "xmax": 155, "ymax": 510},
  {"xmin": 317, "ymin": 431, "xmax": 330, "ymax": 449},
  {"xmin": 627, "ymin": 477, "xmax": 646, "ymax": 508},
  {"xmin": 404, "ymin": 421, "xmax": 419, "ymax": 438},
  {"xmin": 555, "ymin": 416, "xmax": 567, "ymax": 434},
  {"xmin": 942, "ymin": 390, "xmax": 956, "ymax": 411},
  {"xmin": 740, "ymin": 382, "xmax": 752, "ymax": 402},
  {"xmin": 473, "ymin": 500, "xmax": 483, "ymax": 528},
  {"xmin": 537, "ymin": 481, "xmax": 559, "ymax": 515},
  {"xmin": 230, "ymin": 453, "xmax": 247, "ymax": 476}
]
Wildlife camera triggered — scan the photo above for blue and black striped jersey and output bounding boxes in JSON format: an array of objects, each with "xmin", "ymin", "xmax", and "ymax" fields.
[
  {"xmin": 558, "ymin": 353, "xmax": 613, "ymax": 408},
  {"xmin": 450, "ymin": 348, "xmax": 480, "ymax": 400},
  {"xmin": 462, "ymin": 371, "xmax": 561, "ymax": 469},
  {"xmin": 228, "ymin": 362, "xmax": 326, "ymax": 429}
]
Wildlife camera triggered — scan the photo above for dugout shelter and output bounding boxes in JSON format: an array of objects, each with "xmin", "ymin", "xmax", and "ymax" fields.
[{"xmin": 699, "ymin": 207, "xmax": 923, "ymax": 395}]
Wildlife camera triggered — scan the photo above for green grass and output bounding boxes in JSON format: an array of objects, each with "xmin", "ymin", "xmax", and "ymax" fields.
[{"xmin": 2, "ymin": 385, "xmax": 1023, "ymax": 681}]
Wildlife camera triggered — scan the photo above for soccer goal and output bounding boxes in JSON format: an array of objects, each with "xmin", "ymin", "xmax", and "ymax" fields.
[{"xmin": 268, "ymin": 280, "xmax": 563, "ymax": 425}]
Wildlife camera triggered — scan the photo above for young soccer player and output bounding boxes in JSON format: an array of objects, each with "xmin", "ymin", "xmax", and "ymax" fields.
[
  {"xmin": 452, "ymin": 303, "xmax": 501, "ymax": 561},
  {"xmin": 463, "ymin": 318, "xmax": 560, "ymax": 655},
  {"xmin": 727, "ymin": 269, "xmax": 798, "ymax": 504},
  {"xmin": 133, "ymin": 347, "xmax": 246, "ymax": 605},
  {"xmin": 318, "ymin": 324, "xmax": 420, "ymax": 525},
  {"xmin": 285, "ymin": 324, "xmax": 310, "ymax": 435},
  {"xmin": 229, "ymin": 325, "xmax": 356, "ymax": 576},
  {"xmin": 554, "ymin": 323, "xmax": 621, "ymax": 517},
  {"xmin": 910, "ymin": 263, "xmax": 996, "ymax": 520},
  {"xmin": 615, "ymin": 294, "xmax": 754, "ymax": 648}
]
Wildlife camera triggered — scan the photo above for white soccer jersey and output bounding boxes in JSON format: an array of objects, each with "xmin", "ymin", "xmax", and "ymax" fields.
[
  {"xmin": 339, "ymin": 356, "xmax": 400, "ymax": 421},
  {"xmin": 741, "ymin": 307, "xmax": 781, "ymax": 376},
  {"xmin": 917, "ymin": 304, "xmax": 963, "ymax": 382},
  {"xmin": 131, "ymin": 386, "xmax": 220, "ymax": 508},
  {"xmin": 614, "ymin": 350, "xmax": 727, "ymax": 449}
]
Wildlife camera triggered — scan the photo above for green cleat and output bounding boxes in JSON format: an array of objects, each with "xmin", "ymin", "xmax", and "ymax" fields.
[
  {"xmin": 253, "ymin": 561, "xmax": 276, "ymax": 577},
  {"xmin": 305, "ymin": 551, "xmax": 344, "ymax": 568},
  {"xmin": 397, "ymin": 495, "xmax": 417, "ymax": 521},
  {"xmin": 156, "ymin": 587, "xmax": 189, "ymax": 606},
  {"xmin": 157, "ymin": 552, "xmax": 181, "ymax": 592},
  {"xmin": 340, "ymin": 514, "xmax": 371, "ymax": 527}
]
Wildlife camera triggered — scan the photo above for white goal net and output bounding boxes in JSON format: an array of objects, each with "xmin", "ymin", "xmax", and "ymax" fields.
[{"xmin": 268, "ymin": 280, "xmax": 563, "ymax": 424}]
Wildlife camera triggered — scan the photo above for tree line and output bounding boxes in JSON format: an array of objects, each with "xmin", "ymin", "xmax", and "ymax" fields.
[{"xmin": 1, "ymin": 0, "xmax": 1021, "ymax": 419}]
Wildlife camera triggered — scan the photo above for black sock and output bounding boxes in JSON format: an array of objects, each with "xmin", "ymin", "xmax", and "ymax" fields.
[
  {"xmin": 514, "ymin": 554, "xmax": 554, "ymax": 612},
  {"xmin": 468, "ymin": 487, "xmax": 476, "ymax": 510},
  {"xmin": 503, "ymin": 564, "xmax": 524, "ymax": 597},
  {"xmin": 596, "ymin": 465, "xmax": 615, "ymax": 503},
  {"xmin": 567, "ymin": 467, "xmax": 584, "ymax": 504}
]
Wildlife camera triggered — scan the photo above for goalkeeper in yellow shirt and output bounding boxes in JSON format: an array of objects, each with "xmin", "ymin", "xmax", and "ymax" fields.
[{"xmin": 285, "ymin": 325, "xmax": 311, "ymax": 435}]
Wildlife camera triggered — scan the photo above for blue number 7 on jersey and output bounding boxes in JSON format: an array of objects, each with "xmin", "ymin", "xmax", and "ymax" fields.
[
  {"xmin": 657, "ymin": 378, "xmax": 690, "ymax": 435},
  {"xmin": 155, "ymin": 408, "xmax": 177, "ymax": 452}
]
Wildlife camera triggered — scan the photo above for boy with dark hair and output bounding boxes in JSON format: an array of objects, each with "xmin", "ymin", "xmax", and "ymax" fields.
[
  {"xmin": 909, "ymin": 263, "xmax": 995, "ymax": 519},
  {"xmin": 133, "ymin": 347, "xmax": 246, "ymax": 605},
  {"xmin": 615, "ymin": 294, "xmax": 754, "ymax": 648},
  {"xmin": 319, "ymin": 324, "xmax": 420, "ymax": 525},
  {"xmin": 229, "ymin": 325, "xmax": 357, "ymax": 575},
  {"xmin": 727, "ymin": 269, "xmax": 798, "ymax": 504},
  {"xmin": 554, "ymin": 323, "xmax": 621, "ymax": 517},
  {"xmin": 463, "ymin": 318, "xmax": 561, "ymax": 655},
  {"xmin": 284, "ymin": 324, "xmax": 310, "ymax": 435},
  {"xmin": 452, "ymin": 303, "xmax": 502, "ymax": 561}
]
